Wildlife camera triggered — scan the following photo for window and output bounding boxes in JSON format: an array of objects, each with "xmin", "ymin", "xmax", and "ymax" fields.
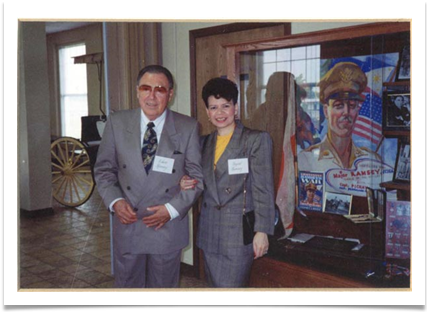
[
  {"xmin": 260, "ymin": 45, "xmax": 321, "ymax": 128},
  {"xmin": 58, "ymin": 43, "xmax": 88, "ymax": 139}
]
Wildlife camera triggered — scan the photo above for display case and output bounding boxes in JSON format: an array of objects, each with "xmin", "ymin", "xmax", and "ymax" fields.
[{"xmin": 222, "ymin": 22, "xmax": 411, "ymax": 288}]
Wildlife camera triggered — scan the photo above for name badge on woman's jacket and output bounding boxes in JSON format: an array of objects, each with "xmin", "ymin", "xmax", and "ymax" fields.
[{"xmin": 228, "ymin": 158, "xmax": 249, "ymax": 175}]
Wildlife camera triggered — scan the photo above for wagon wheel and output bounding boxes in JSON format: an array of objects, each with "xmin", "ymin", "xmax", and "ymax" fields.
[{"xmin": 51, "ymin": 137, "xmax": 95, "ymax": 207}]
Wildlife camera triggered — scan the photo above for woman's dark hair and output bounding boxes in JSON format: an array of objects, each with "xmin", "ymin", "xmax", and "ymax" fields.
[
  {"xmin": 136, "ymin": 65, "xmax": 174, "ymax": 89},
  {"xmin": 202, "ymin": 77, "xmax": 238, "ymax": 108}
]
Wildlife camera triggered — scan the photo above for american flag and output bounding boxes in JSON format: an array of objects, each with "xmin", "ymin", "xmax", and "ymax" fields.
[{"xmin": 353, "ymin": 93, "xmax": 383, "ymax": 146}]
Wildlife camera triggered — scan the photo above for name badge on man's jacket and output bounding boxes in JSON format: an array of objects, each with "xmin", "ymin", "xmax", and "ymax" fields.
[{"xmin": 152, "ymin": 156, "xmax": 175, "ymax": 174}]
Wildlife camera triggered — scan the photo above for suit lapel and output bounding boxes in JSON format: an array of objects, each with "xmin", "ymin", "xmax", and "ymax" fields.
[
  {"xmin": 157, "ymin": 109, "xmax": 179, "ymax": 158},
  {"xmin": 124, "ymin": 109, "xmax": 146, "ymax": 173},
  {"xmin": 203, "ymin": 133, "xmax": 221, "ymax": 205}
]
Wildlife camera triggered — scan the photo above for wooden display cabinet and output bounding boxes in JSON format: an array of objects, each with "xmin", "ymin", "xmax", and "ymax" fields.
[
  {"xmin": 249, "ymin": 256, "xmax": 373, "ymax": 288},
  {"xmin": 221, "ymin": 22, "xmax": 411, "ymax": 288}
]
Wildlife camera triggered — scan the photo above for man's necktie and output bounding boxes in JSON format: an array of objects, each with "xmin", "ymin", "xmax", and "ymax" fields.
[{"xmin": 142, "ymin": 122, "xmax": 158, "ymax": 174}]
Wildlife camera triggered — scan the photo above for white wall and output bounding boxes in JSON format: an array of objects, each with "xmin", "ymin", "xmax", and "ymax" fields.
[
  {"xmin": 19, "ymin": 22, "xmax": 53, "ymax": 211},
  {"xmin": 292, "ymin": 21, "xmax": 365, "ymax": 34}
]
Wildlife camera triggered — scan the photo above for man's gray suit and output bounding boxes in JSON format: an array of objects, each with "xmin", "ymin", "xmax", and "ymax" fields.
[
  {"xmin": 94, "ymin": 108, "xmax": 203, "ymax": 287},
  {"xmin": 196, "ymin": 122, "xmax": 275, "ymax": 287}
]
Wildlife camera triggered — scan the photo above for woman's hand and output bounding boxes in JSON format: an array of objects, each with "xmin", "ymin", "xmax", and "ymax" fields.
[
  {"xmin": 253, "ymin": 232, "xmax": 269, "ymax": 259},
  {"xmin": 180, "ymin": 175, "xmax": 198, "ymax": 191}
]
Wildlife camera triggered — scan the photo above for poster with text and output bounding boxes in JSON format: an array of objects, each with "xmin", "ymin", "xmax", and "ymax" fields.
[
  {"xmin": 298, "ymin": 171, "xmax": 324, "ymax": 212},
  {"xmin": 385, "ymin": 200, "xmax": 411, "ymax": 259},
  {"xmin": 297, "ymin": 53, "xmax": 399, "ymax": 197}
]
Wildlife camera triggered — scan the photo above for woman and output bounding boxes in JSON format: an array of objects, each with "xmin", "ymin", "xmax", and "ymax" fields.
[{"xmin": 181, "ymin": 77, "xmax": 275, "ymax": 287}]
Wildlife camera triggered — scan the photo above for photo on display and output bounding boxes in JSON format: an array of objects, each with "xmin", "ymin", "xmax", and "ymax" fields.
[
  {"xmin": 393, "ymin": 142, "xmax": 411, "ymax": 182},
  {"xmin": 396, "ymin": 45, "xmax": 410, "ymax": 81},
  {"xmin": 323, "ymin": 192, "xmax": 352, "ymax": 215},
  {"xmin": 297, "ymin": 171, "xmax": 324, "ymax": 212},
  {"xmin": 383, "ymin": 92, "xmax": 411, "ymax": 130},
  {"xmin": 366, "ymin": 187, "xmax": 375, "ymax": 216},
  {"xmin": 376, "ymin": 189, "xmax": 386, "ymax": 220}
]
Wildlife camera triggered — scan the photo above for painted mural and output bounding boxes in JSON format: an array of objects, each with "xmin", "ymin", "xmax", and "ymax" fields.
[{"xmin": 297, "ymin": 53, "xmax": 399, "ymax": 197}]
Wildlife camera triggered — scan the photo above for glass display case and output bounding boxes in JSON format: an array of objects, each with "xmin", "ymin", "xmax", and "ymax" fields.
[{"xmin": 222, "ymin": 22, "xmax": 411, "ymax": 287}]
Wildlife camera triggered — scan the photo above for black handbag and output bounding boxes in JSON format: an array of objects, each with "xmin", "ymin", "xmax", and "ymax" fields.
[
  {"xmin": 242, "ymin": 175, "xmax": 255, "ymax": 245},
  {"xmin": 243, "ymin": 210, "xmax": 255, "ymax": 245}
]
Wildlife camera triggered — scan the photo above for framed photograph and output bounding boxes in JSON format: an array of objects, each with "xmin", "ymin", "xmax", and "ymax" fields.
[
  {"xmin": 366, "ymin": 187, "xmax": 375, "ymax": 217},
  {"xmin": 396, "ymin": 45, "xmax": 410, "ymax": 81},
  {"xmin": 298, "ymin": 171, "xmax": 324, "ymax": 212},
  {"xmin": 376, "ymin": 189, "xmax": 386, "ymax": 220},
  {"xmin": 383, "ymin": 91, "xmax": 410, "ymax": 131},
  {"xmin": 323, "ymin": 192, "xmax": 352, "ymax": 215},
  {"xmin": 393, "ymin": 142, "xmax": 411, "ymax": 182}
]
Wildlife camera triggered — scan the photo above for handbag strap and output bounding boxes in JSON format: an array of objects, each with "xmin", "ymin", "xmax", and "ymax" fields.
[
  {"xmin": 242, "ymin": 174, "xmax": 248, "ymax": 215},
  {"xmin": 242, "ymin": 128, "xmax": 250, "ymax": 215}
]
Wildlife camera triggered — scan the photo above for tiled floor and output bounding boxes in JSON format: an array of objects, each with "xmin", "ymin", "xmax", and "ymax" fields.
[{"xmin": 19, "ymin": 188, "xmax": 208, "ymax": 289}]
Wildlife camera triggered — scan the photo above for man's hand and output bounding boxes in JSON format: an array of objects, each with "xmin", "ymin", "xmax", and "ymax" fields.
[
  {"xmin": 142, "ymin": 205, "xmax": 171, "ymax": 230},
  {"xmin": 113, "ymin": 199, "xmax": 137, "ymax": 224}
]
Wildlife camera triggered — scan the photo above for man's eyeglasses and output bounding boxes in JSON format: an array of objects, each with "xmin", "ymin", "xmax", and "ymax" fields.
[
  {"xmin": 330, "ymin": 99, "xmax": 362, "ymax": 111},
  {"xmin": 138, "ymin": 84, "xmax": 169, "ymax": 95}
]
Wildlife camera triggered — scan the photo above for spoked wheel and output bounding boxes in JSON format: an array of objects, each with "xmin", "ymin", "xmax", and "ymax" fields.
[{"xmin": 51, "ymin": 137, "xmax": 95, "ymax": 207}]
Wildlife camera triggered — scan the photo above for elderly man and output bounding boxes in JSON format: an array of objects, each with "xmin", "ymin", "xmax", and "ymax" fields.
[
  {"xmin": 94, "ymin": 65, "xmax": 203, "ymax": 288},
  {"xmin": 298, "ymin": 62, "xmax": 381, "ymax": 171}
]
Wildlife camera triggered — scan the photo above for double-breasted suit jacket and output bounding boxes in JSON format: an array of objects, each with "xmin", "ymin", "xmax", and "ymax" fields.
[
  {"xmin": 94, "ymin": 108, "xmax": 204, "ymax": 257},
  {"xmin": 196, "ymin": 122, "xmax": 275, "ymax": 257}
]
